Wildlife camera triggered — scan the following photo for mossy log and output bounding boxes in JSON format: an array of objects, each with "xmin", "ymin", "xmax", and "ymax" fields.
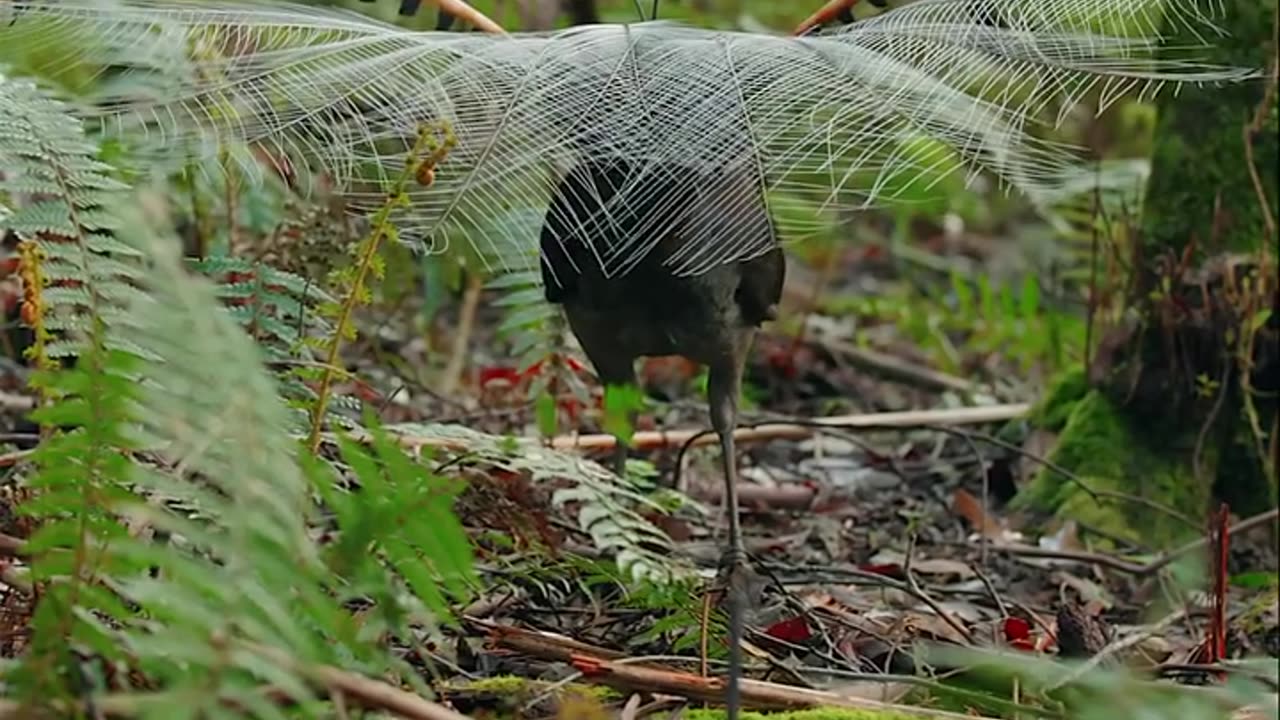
[{"xmin": 1014, "ymin": 0, "xmax": 1279, "ymax": 546}]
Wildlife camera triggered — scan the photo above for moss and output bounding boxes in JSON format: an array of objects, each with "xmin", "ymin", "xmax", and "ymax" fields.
[
  {"xmin": 684, "ymin": 707, "xmax": 927, "ymax": 720},
  {"xmin": 440, "ymin": 675, "xmax": 622, "ymax": 703},
  {"xmin": 451, "ymin": 675, "xmax": 533, "ymax": 695},
  {"xmin": 1013, "ymin": 389, "xmax": 1210, "ymax": 547},
  {"xmin": 1030, "ymin": 366, "xmax": 1089, "ymax": 430},
  {"xmin": 1015, "ymin": 0, "xmax": 1277, "ymax": 549},
  {"xmin": 1142, "ymin": 0, "xmax": 1278, "ymax": 256}
]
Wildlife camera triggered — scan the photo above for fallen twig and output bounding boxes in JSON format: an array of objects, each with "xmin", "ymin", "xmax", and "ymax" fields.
[
  {"xmin": 985, "ymin": 507, "xmax": 1280, "ymax": 577},
  {"xmin": 550, "ymin": 403, "xmax": 1031, "ymax": 453},
  {"xmin": 565, "ymin": 651, "xmax": 996, "ymax": 720},
  {"xmin": 824, "ymin": 338, "xmax": 979, "ymax": 396},
  {"xmin": 1047, "ymin": 609, "xmax": 1190, "ymax": 690},
  {"xmin": 468, "ymin": 616, "xmax": 628, "ymax": 663},
  {"xmin": 0, "ymin": 448, "xmax": 34, "ymax": 468},
  {"xmin": 0, "ymin": 531, "xmax": 27, "ymax": 558},
  {"xmin": 440, "ymin": 272, "xmax": 484, "ymax": 395},
  {"xmin": 246, "ymin": 642, "xmax": 473, "ymax": 720},
  {"xmin": 0, "ymin": 391, "xmax": 35, "ymax": 411}
]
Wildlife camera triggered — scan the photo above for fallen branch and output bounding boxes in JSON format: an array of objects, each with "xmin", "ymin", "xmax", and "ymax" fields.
[
  {"xmin": 476, "ymin": 618, "xmax": 996, "ymax": 719},
  {"xmin": 567, "ymin": 652, "xmax": 992, "ymax": 720},
  {"xmin": 468, "ymin": 616, "xmax": 628, "ymax": 663},
  {"xmin": 549, "ymin": 403, "xmax": 1031, "ymax": 453},
  {"xmin": 0, "ymin": 531, "xmax": 27, "ymax": 558},
  {"xmin": 247, "ymin": 642, "xmax": 472, "ymax": 720},
  {"xmin": 0, "ymin": 448, "xmax": 34, "ymax": 468},
  {"xmin": 0, "ymin": 643, "xmax": 472, "ymax": 720}
]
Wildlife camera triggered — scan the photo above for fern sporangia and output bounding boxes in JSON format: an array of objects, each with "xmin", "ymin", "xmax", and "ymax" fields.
[
  {"xmin": 306, "ymin": 120, "xmax": 457, "ymax": 453},
  {"xmin": 15, "ymin": 239, "xmax": 52, "ymax": 377}
]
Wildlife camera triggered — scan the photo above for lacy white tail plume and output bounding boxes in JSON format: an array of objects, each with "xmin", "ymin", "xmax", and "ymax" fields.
[{"xmin": 0, "ymin": 0, "xmax": 1254, "ymax": 279}]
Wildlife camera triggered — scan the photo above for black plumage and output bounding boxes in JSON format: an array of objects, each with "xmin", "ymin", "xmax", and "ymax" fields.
[{"xmin": 540, "ymin": 155, "xmax": 783, "ymax": 720}]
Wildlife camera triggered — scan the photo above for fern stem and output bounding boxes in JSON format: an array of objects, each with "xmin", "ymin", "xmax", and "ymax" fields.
[
  {"xmin": 222, "ymin": 148, "xmax": 239, "ymax": 255},
  {"xmin": 306, "ymin": 122, "xmax": 454, "ymax": 453}
]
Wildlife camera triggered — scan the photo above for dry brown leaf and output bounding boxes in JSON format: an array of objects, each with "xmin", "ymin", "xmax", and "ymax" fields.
[{"xmin": 952, "ymin": 488, "xmax": 1006, "ymax": 539}]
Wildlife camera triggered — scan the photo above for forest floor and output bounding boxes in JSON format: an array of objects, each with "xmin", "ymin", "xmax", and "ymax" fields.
[{"xmin": 0, "ymin": 218, "xmax": 1276, "ymax": 719}]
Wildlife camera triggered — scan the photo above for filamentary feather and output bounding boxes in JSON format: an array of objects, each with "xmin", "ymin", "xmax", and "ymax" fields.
[{"xmin": 0, "ymin": 0, "xmax": 1254, "ymax": 281}]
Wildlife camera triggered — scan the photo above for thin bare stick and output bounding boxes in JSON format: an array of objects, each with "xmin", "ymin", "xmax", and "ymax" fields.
[
  {"xmin": 433, "ymin": 0, "xmax": 506, "ymax": 34},
  {"xmin": 440, "ymin": 272, "xmax": 484, "ymax": 395},
  {"xmin": 824, "ymin": 338, "xmax": 978, "ymax": 396},
  {"xmin": 985, "ymin": 507, "xmax": 1280, "ymax": 577},
  {"xmin": 245, "ymin": 642, "xmax": 472, "ymax": 720},
  {"xmin": 562, "ymin": 651, "xmax": 996, "ymax": 720},
  {"xmin": 0, "ymin": 532, "xmax": 26, "ymax": 558},
  {"xmin": 1047, "ymin": 609, "xmax": 1190, "ymax": 690},
  {"xmin": 547, "ymin": 404, "xmax": 1031, "ymax": 453}
]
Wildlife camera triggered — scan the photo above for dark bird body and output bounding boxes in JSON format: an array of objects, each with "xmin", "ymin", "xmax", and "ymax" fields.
[
  {"xmin": 540, "ymin": 157, "xmax": 783, "ymax": 459},
  {"xmin": 540, "ymin": 155, "xmax": 782, "ymax": 719}
]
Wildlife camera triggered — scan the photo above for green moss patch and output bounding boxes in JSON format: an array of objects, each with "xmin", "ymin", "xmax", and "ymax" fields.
[{"xmin": 1015, "ymin": 387, "xmax": 1209, "ymax": 548}]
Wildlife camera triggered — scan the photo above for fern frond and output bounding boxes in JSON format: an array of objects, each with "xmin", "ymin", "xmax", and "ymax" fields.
[
  {"xmin": 386, "ymin": 422, "xmax": 684, "ymax": 583},
  {"xmin": 95, "ymin": 205, "xmax": 471, "ymax": 714},
  {"xmin": 0, "ymin": 0, "xmax": 1255, "ymax": 280},
  {"xmin": 0, "ymin": 77, "xmax": 146, "ymax": 367},
  {"xmin": 1, "ymin": 71, "xmax": 479, "ymax": 718},
  {"xmin": 0, "ymin": 75, "xmax": 146, "ymax": 708},
  {"xmin": 192, "ymin": 253, "xmax": 348, "ymax": 425}
]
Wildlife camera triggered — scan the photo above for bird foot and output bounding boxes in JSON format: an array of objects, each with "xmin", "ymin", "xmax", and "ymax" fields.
[
  {"xmin": 715, "ymin": 547, "xmax": 761, "ymax": 720},
  {"xmin": 714, "ymin": 548, "xmax": 765, "ymax": 611}
]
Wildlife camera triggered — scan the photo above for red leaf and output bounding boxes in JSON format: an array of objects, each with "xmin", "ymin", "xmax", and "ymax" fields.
[
  {"xmin": 1003, "ymin": 617, "xmax": 1031, "ymax": 641},
  {"xmin": 857, "ymin": 563, "xmax": 903, "ymax": 578},
  {"xmin": 764, "ymin": 615, "xmax": 812, "ymax": 643},
  {"xmin": 479, "ymin": 366, "xmax": 521, "ymax": 387}
]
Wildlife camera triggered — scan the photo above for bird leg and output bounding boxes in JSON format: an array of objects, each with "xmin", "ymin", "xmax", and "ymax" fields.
[
  {"xmin": 610, "ymin": 434, "xmax": 629, "ymax": 477},
  {"xmin": 707, "ymin": 356, "xmax": 750, "ymax": 720}
]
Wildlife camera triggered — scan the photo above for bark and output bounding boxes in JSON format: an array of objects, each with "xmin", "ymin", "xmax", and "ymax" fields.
[{"xmin": 1015, "ymin": 0, "xmax": 1279, "ymax": 546}]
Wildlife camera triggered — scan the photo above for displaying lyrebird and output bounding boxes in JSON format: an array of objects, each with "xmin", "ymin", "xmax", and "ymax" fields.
[{"xmin": 0, "ymin": 0, "xmax": 1255, "ymax": 717}]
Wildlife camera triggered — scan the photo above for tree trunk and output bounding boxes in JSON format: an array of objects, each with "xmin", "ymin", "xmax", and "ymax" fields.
[{"xmin": 1015, "ymin": 0, "xmax": 1279, "ymax": 547}]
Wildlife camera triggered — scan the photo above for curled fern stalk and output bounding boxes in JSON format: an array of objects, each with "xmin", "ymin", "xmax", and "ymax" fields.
[{"xmin": 306, "ymin": 120, "xmax": 457, "ymax": 453}]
